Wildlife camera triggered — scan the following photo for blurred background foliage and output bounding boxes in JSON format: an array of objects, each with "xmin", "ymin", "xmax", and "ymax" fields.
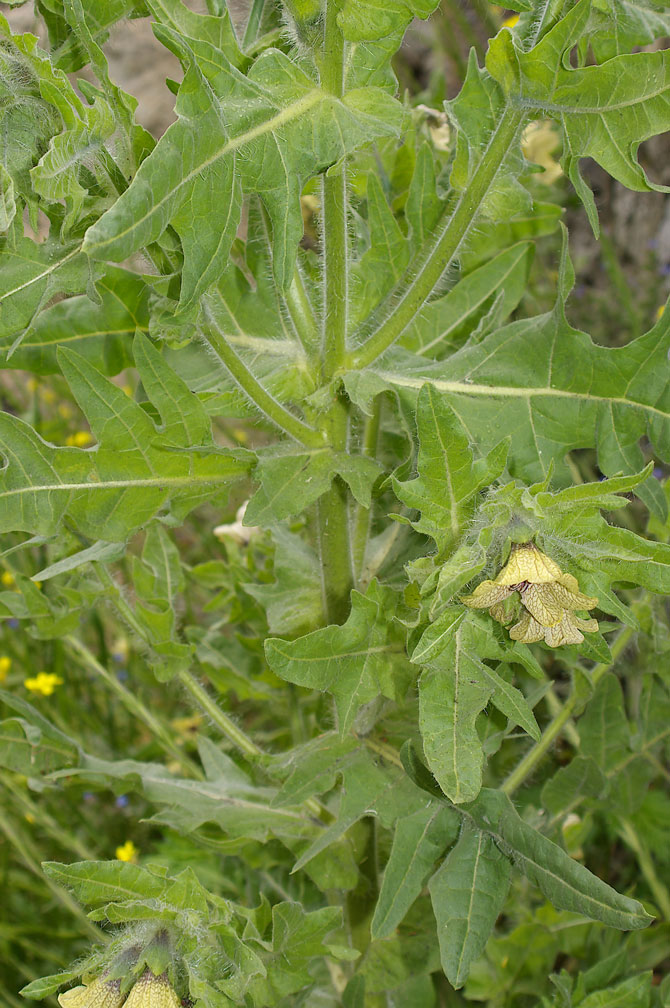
[{"xmin": 1, "ymin": 1, "xmax": 670, "ymax": 1006}]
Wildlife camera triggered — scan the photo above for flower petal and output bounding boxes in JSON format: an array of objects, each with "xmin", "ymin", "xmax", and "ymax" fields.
[
  {"xmin": 509, "ymin": 611, "xmax": 546, "ymax": 643},
  {"xmin": 545, "ymin": 613, "xmax": 586, "ymax": 647},
  {"xmin": 547, "ymin": 581, "xmax": 598, "ymax": 611},
  {"xmin": 58, "ymin": 979, "xmax": 124, "ymax": 1008},
  {"xmin": 461, "ymin": 580, "xmax": 513, "ymax": 609},
  {"xmin": 124, "ymin": 971, "xmax": 180, "ymax": 1008},
  {"xmin": 495, "ymin": 543, "xmax": 563, "ymax": 585},
  {"xmin": 520, "ymin": 584, "xmax": 565, "ymax": 627}
]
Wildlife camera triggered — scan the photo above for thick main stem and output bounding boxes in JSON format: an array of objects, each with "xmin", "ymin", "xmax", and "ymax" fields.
[
  {"xmin": 351, "ymin": 106, "xmax": 525, "ymax": 370},
  {"xmin": 315, "ymin": 0, "xmax": 353, "ymax": 626}
]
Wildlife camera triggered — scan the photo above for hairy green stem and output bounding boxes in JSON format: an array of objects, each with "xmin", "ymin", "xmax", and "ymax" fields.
[
  {"xmin": 66, "ymin": 635, "xmax": 201, "ymax": 778},
  {"xmin": 256, "ymin": 201, "xmax": 319, "ymax": 356},
  {"xmin": 502, "ymin": 624, "xmax": 636, "ymax": 796},
  {"xmin": 351, "ymin": 107, "xmax": 525, "ymax": 369},
  {"xmin": 178, "ymin": 671, "xmax": 327, "ymax": 822},
  {"xmin": 242, "ymin": 0, "xmax": 267, "ymax": 48},
  {"xmin": 177, "ymin": 669, "xmax": 264, "ymax": 761},
  {"xmin": 352, "ymin": 399, "xmax": 381, "ymax": 581},
  {"xmin": 202, "ymin": 303, "xmax": 323, "ymax": 446},
  {"xmin": 314, "ymin": 0, "xmax": 354, "ymax": 627},
  {"xmin": 619, "ymin": 818, "xmax": 670, "ymax": 920}
]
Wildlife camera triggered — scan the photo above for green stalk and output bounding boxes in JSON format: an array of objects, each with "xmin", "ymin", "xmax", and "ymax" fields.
[
  {"xmin": 177, "ymin": 669, "xmax": 264, "ymax": 761},
  {"xmin": 502, "ymin": 624, "xmax": 636, "ymax": 796},
  {"xmin": 314, "ymin": 0, "xmax": 354, "ymax": 627},
  {"xmin": 202, "ymin": 303, "xmax": 323, "ymax": 447},
  {"xmin": 351, "ymin": 106, "xmax": 525, "ymax": 369},
  {"xmin": 258, "ymin": 202, "xmax": 319, "ymax": 355},
  {"xmin": 351, "ymin": 398, "xmax": 381, "ymax": 581},
  {"xmin": 0, "ymin": 809, "xmax": 103, "ymax": 941},
  {"xmin": 619, "ymin": 818, "xmax": 670, "ymax": 920},
  {"xmin": 178, "ymin": 670, "xmax": 328, "ymax": 822},
  {"xmin": 65, "ymin": 635, "xmax": 202, "ymax": 779},
  {"xmin": 1, "ymin": 772, "xmax": 94, "ymax": 861},
  {"xmin": 242, "ymin": 0, "xmax": 267, "ymax": 49}
]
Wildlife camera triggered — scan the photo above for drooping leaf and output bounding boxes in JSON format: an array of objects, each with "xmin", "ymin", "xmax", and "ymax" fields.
[
  {"xmin": 372, "ymin": 804, "xmax": 459, "ymax": 940},
  {"xmin": 417, "ymin": 615, "xmax": 539, "ymax": 804},
  {"xmin": 429, "ymin": 826, "xmax": 512, "ymax": 988},
  {"xmin": 402, "ymin": 745, "xmax": 651, "ymax": 930},
  {"xmin": 464, "ymin": 789, "xmax": 652, "ymax": 931}
]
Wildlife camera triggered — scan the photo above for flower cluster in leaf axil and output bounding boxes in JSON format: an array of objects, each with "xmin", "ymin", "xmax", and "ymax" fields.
[
  {"xmin": 58, "ymin": 969, "xmax": 179, "ymax": 1008},
  {"xmin": 461, "ymin": 542, "xmax": 599, "ymax": 646}
]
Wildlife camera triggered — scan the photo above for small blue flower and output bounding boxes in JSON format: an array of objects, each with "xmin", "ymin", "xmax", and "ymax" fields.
[
  {"xmin": 116, "ymin": 669, "xmax": 129, "ymax": 682},
  {"xmin": 115, "ymin": 795, "xmax": 129, "ymax": 808},
  {"xmin": 7, "ymin": 618, "xmax": 19, "ymax": 630}
]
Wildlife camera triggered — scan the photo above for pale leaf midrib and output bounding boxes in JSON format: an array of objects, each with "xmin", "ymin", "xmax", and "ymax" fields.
[{"xmin": 84, "ymin": 89, "xmax": 325, "ymax": 254}]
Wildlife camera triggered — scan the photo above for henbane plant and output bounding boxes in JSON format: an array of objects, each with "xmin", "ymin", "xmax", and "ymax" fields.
[{"xmin": 2, "ymin": 0, "xmax": 670, "ymax": 1005}]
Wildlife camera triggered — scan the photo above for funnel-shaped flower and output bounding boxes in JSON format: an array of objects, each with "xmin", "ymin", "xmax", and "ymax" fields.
[
  {"xmin": 124, "ymin": 971, "xmax": 180, "ymax": 1008},
  {"xmin": 462, "ymin": 542, "xmax": 599, "ymax": 648},
  {"xmin": 58, "ymin": 977, "xmax": 124, "ymax": 1008}
]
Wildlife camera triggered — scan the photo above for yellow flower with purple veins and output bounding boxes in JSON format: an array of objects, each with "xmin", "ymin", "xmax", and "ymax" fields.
[
  {"xmin": 58, "ymin": 976, "xmax": 124, "ymax": 1008},
  {"xmin": 24, "ymin": 672, "xmax": 64, "ymax": 696},
  {"xmin": 461, "ymin": 542, "xmax": 599, "ymax": 648},
  {"xmin": 124, "ymin": 970, "xmax": 181, "ymax": 1008}
]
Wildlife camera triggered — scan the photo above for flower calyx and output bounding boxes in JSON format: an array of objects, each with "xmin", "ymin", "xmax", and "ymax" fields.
[{"xmin": 461, "ymin": 542, "xmax": 598, "ymax": 647}]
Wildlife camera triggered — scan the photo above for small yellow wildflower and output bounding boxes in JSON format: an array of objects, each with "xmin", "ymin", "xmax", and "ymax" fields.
[
  {"xmin": 502, "ymin": 13, "xmax": 519, "ymax": 28},
  {"xmin": 58, "ymin": 976, "xmax": 124, "ymax": 1008},
  {"xmin": 26, "ymin": 377, "xmax": 39, "ymax": 393},
  {"xmin": 657, "ymin": 304, "xmax": 665, "ymax": 321},
  {"xmin": 65, "ymin": 430, "xmax": 93, "ymax": 448},
  {"xmin": 124, "ymin": 970, "xmax": 180, "ymax": 1008},
  {"xmin": 462, "ymin": 543, "xmax": 599, "ymax": 648},
  {"xmin": 121, "ymin": 384, "xmax": 133, "ymax": 397},
  {"xmin": 115, "ymin": 840, "xmax": 139, "ymax": 862},
  {"xmin": 24, "ymin": 672, "xmax": 64, "ymax": 696},
  {"xmin": 25, "ymin": 812, "xmax": 35, "ymax": 823},
  {"xmin": 0, "ymin": 656, "xmax": 10, "ymax": 682},
  {"xmin": 1, "ymin": 571, "xmax": 15, "ymax": 587},
  {"xmin": 58, "ymin": 402, "xmax": 74, "ymax": 419}
]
